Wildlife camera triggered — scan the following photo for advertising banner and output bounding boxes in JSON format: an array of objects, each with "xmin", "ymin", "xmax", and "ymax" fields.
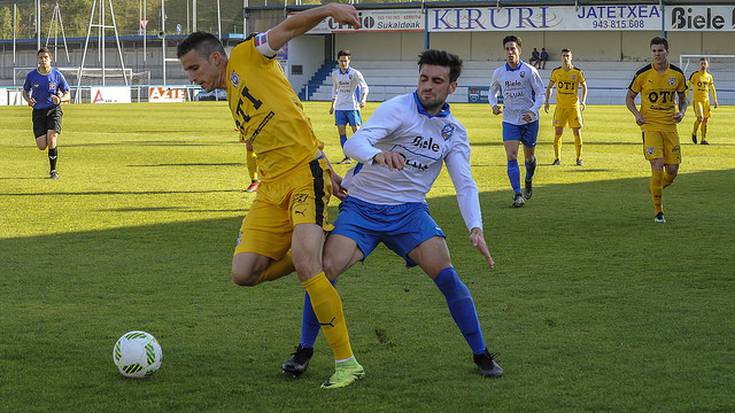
[
  {"xmin": 148, "ymin": 86, "xmax": 187, "ymax": 103},
  {"xmin": 0, "ymin": 89, "xmax": 7, "ymax": 106},
  {"xmin": 467, "ymin": 86, "xmax": 489, "ymax": 104},
  {"xmin": 307, "ymin": 9, "xmax": 424, "ymax": 34},
  {"xmin": 428, "ymin": 5, "xmax": 662, "ymax": 32},
  {"xmin": 91, "ymin": 87, "xmax": 132, "ymax": 104},
  {"xmin": 666, "ymin": 6, "xmax": 735, "ymax": 31}
]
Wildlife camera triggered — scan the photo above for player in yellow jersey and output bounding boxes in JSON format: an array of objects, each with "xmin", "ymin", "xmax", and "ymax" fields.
[
  {"xmin": 177, "ymin": 4, "xmax": 365, "ymax": 389},
  {"xmin": 544, "ymin": 48, "xmax": 587, "ymax": 166},
  {"xmin": 626, "ymin": 37, "xmax": 688, "ymax": 224},
  {"xmin": 688, "ymin": 58, "xmax": 719, "ymax": 145}
]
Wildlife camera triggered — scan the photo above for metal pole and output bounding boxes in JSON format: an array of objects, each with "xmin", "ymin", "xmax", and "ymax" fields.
[
  {"xmin": 76, "ymin": 0, "xmax": 98, "ymax": 103},
  {"xmin": 144, "ymin": 0, "xmax": 147, "ymax": 62},
  {"xmin": 186, "ymin": 0, "xmax": 190, "ymax": 33},
  {"xmin": 423, "ymin": 6, "xmax": 430, "ymax": 49},
  {"xmin": 217, "ymin": 0, "xmax": 222, "ymax": 40},
  {"xmin": 13, "ymin": 3, "xmax": 17, "ymax": 65},
  {"xmin": 162, "ymin": 0, "xmax": 166, "ymax": 85},
  {"xmin": 243, "ymin": 0, "xmax": 247, "ymax": 35},
  {"xmin": 101, "ymin": 0, "xmax": 106, "ymax": 86},
  {"xmin": 193, "ymin": 0, "xmax": 197, "ymax": 32},
  {"xmin": 660, "ymin": 0, "xmax": 666, "ymax": 38},
  {"xmin": 109, "ymin": 0, "xmax": 129, "ymax": 86},
  {"xmin": 36, "ymin": 0, "xmax": 41, "ymax": 50},
  {"xmin": 57, "ymin": 3, "xmax": 71, "ymax": 62}
]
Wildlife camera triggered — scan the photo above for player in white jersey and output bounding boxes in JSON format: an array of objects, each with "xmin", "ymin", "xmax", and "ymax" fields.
[
  {"xmin": 282, "ymin": 50, "xmax": 503, "ymax": 379},
  {"xmin": 330, "ymin": 49, "xmax": 369, "ymax": 164},
  {"xmin": 489, "ymin": 35, "xmax": 545, "ymax": 208}
]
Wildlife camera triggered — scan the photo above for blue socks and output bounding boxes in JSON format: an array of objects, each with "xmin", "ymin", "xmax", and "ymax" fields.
[
  {"xmin": 339, "ymin": 134, "xmax": 348, "ymax": 149},
  {"xmin": 507, "ymin": 159, "xmax": 521, "ymax": 195},
  {"xmin": 299, "ymin": 278, "xmax": 336, "ymax": 348},
  {"xmin": 525, "ymin": 157, "xmax": 536, "ymax": 183},
  {"xmin": 433, "ymin": 267, "xmax": 486, "ymax": 355}
]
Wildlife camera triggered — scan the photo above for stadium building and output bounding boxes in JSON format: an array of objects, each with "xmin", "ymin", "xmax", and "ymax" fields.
[{"xmin": 1, "ymin": 0, "xmax": 734, "ymax": 104}]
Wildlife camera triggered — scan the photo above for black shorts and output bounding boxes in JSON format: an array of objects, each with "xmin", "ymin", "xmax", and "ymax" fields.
[{"xmin": 32, "ymin": 106, "xmax": 63, "ymax": 138}]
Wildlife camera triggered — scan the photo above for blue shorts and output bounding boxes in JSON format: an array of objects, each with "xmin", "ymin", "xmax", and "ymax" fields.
[
  {"xmin": 502, "ymin": 120, "xmax": 539, "ymax": 148},
  {"xmin": 335, "ymin": 110, "xmax": 362, "ymax": 127},
  {"xmin": 331, "ymin": 196, "xmax": 445, "ymax": 267}
]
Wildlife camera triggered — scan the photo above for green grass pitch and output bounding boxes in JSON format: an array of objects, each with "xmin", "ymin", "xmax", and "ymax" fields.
[{"xmin": 1, "ymin": 101, "xmax": 733, "ymax": 412}]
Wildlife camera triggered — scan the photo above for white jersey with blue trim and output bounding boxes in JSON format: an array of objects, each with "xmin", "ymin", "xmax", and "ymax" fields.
[
  {"xmin": 342, "ymin": 92, "xmax": 483, "ymax": 231},
  {"xmin": 332, "ymin": 67, "xmax": 369, "ymax": 110},
  {"xmin": 488, "ymin": 61, "xmax": 545, "ymax": 125}
]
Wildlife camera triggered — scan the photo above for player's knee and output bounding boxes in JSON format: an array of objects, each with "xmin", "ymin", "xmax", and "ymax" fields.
[
  {"xmin": 231, "ymin": 270, "xmax": 260, "ymax": 287},
  {"xmin": 292, "ymin": 255, "xmax": 320, "ymax": 280},
  {"xmin": 322, "ymin": 257, "xmax": 341, "ymax": 279}
]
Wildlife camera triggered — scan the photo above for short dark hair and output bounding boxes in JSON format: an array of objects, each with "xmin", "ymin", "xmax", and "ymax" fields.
[
  {"xmin": 561, "ymin": 48, "xmax": 572, "ymax": 54},
  {"xmin": 37, "ymin": 47, "xmax": 50, "ymax": 56},
  {"xmin": 503, "ymin": 35, "xmax": 522, "ymax": 49},
  {"xmin": 417, "ymin": 49, "xmax": 463, "ymax": 83},
  {"xmin": 650, "ymin": 36, "xmax": 669, "ymax": 51},
  {"xmin": 337, "ymin": 49, "xmax": 351, "ymax": 58},
  {"xmin": 699, "ymin": 57, "xmax": 708, "ymax": 62},
  {"xmin": 177, "ymin": 31, "xmax": 226, "ymax": 59}
]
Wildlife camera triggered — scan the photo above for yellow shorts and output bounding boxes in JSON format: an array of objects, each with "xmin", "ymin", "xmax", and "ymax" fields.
[
  {"xmin": 233, "ymin": 157, "xmax": 333, "ymax": 259},
  {"xmin": 553, "ymin": 106, "xmax": 583, "ymax": 128},
  {"xmin": 642, "ymin": 130, "xmax": 681, "ymax": 164},
  {"xmin": 694, "ymin": 101, "xmax": 711, "ymax": 119}
]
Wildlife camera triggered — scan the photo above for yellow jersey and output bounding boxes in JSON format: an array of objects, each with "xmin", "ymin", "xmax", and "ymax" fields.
[
  {"xmin": 226, "ymin": 37, "xmax": 320, "ymax": 181},
  {"xmin": 549, "ymin": 66, "xmax": 586, "ymax": 108},
  {"xmin": 688, "ymin": 70, "xmax": 717, "ymax": 103},
  {"xmin": 628, "ymin": 64, "xmax": 687, "ymax": 132}
]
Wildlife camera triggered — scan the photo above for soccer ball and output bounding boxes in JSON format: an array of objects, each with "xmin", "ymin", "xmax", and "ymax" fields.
[{"xmin": 112, "ymin": 331, "xmax": 163, "ymax": 378}]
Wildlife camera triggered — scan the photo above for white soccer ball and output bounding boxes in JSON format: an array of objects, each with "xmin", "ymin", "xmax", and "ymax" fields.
[{"xmin": 112, "ymin": 331, "xmax": 163, "ymax": 378}]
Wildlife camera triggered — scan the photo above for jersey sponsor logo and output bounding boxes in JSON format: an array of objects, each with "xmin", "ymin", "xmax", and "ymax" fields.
[
  {"xmin": 441, "ymin": 123, "xmax": 456, "ymax": 140},
  {"xmin": 647, "ymin": 90, "xmax": 677, "ymax": 105},
  {"xmin": 230, "ymin": 70, "xmax": 240, "ymax": 88},
  {"xmin": 413, "ymin": 135, "xmax": 441, "ymax": 152}
]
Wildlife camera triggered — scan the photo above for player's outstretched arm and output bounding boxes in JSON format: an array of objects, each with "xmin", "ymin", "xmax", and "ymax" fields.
[{"xmin": 267, "ymin": 4, "xmax": 360, "ymax": 51}]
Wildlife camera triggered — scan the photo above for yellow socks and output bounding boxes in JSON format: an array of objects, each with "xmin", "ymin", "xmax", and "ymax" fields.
[
  {"xmin": 651, "ymin": 169, "xmax": 664, "ymax": 214},
  {"xmin": 701, "ymin": 123, "xmax": 708, "ymax": 141},
  {"xmin": 692, "ymin": 119, "xmax": 701, "ymax": 137},
  {"xmin": 246, "ymin": 149, "xmax": 258, "ymax": 181},
  {"xmin": 553, "ymin": 133, "xmax": 562, "ymax": 160},
  {"xmin": 255, "ymin": 252, "xmax": 294, "ymax": 285},
  {"xmin": 302, "ymin": 272, "xmax": 353, "ymax": 361},
  {"xmin": 574, "ymin": 134, "xmax": 583, "ymax": 160}
]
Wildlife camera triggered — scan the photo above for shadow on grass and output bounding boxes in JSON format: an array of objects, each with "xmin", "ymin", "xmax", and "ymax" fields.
[
  {"xmin": 1, "ymin": 169, "xmax": 733, "ymax": 412},
  {"xmin": 127, "ymin": 163, "xmax": 243, "ymax": 168},
  {"xmin": 2, "ymin": 189, "xmax": 242, "ymax": 197},
  {"xmin": 63, "ymin": 140, "xmax": 238, "ymax": 148}
]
